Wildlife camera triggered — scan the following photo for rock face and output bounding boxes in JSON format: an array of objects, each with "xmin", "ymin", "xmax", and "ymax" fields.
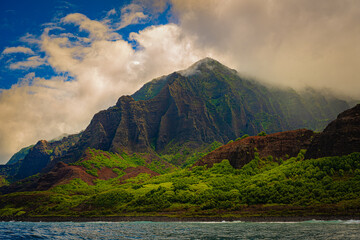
[
  {"xmin": 0, "ymin": 164, "xmax": 20, "ymax": 182},
  {"xmin": 195, "ymin": 129, "xmax": 315, "ymax": 169},
  {"xmin": 6, "ymin": 145, "xmax": 32, "ymax": 165},
  {"xmin": 305, "ymin": 104, "xmax": 360, "ymax": 159},
  {"xmin": 15, "ymin": 140, "xmax": 52, "ymax": 180},
  {"xmin": 13, "ymin": 134, "xmax": 81, "ymax": 180}
]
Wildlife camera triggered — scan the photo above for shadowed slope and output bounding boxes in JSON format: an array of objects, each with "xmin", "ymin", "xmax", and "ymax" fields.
[
  {"xmin": 195, "ymin": 129, "xmax": 315, "ymax": 169},
  {"xmin": 305, "ymin": 104, "xmax": 360, "ymax": 159}
]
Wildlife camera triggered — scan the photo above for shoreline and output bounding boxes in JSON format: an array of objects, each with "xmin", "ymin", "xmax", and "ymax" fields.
[{"xmin": 1, "ymin": 215, "xmax": 359, "ymax": 223}]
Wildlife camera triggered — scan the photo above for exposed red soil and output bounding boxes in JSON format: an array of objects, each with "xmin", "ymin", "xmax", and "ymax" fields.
[
  {"xmin": 195, "ymin": 129, "xmax": 315, "ymax": 169},
  {"xmin": 118, "ymin": 166, "xmax": 159, "ymax": 183},
  {"xmin": 34, "ymin": 151, "xmax": 162, "ymax": 190},
  {"xmin": 77, "ymin": 150, "xmax": 95, "ymax": 162},
  {"xmin": 36, "ymin": 162, "xmax": 96, "ymax": 190},
  {"xmin": 141, "ymin": 153, "xmax": 162, "ymax": 164},
  {"xmin": 37, "ymin": 162, "xmax": 124, "ymax": 190},
  {"xmin": 97, "ymin": 167, "xmax": 118, "ymax": 180}
]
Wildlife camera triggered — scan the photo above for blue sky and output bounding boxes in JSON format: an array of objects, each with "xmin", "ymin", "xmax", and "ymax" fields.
[
  {"xmin": 0, "ymin": 0, "xmax": 359, "ymax": 163},
  {"xmin": 0, "ymin": 0, "xmax": 172, "ymax": 89}
]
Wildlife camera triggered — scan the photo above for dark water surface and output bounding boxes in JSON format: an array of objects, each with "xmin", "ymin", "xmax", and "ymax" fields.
[{"xmin": 0, "ymin": 220, "xmax": 359, "ymax": 239}]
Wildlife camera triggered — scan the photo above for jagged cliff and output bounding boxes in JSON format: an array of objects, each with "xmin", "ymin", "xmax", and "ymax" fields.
[
  {"xmin": 305, "ymin": 104, "xmax": 360, "ymax": 159},
  {"xmin": 6, "ymin": 134, "xmax": 81, "ymax": 180}
]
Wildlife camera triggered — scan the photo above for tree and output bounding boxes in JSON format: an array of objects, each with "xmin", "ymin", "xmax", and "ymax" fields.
[{"xmin": 257, "ymin": 131, "xmax": 267, "ymax": 136}]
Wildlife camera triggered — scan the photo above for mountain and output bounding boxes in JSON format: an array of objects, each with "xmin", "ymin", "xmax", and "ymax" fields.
[
  {"xmin": 1, "ymin": 133, "xmax": 81, "ymax": 181},
  {"xmin": 133, "ymin": 58, "xmax": 349, "ymax": 133},
  {"xmin": 6, "ymin": 145, "xmax": 33, "ymax": 165},
  {"xmin": 56, "ymin": 58, "xmax": 348, "ymax": 162},
  {"xmin": 0, "ymin": 149, "xmax": 167, "ymax": 194},
  {"xmin": 1, "ymin": 58, "xmax": 351, "ymax": 182},
  {"xmin": 6, "ymin": 134, "xmax": 74, "ymax": 166},
  {"xmin": 0, "ymin": 74, "xmax": 359, "ymax": 219},
  {"xmin": 305, "ymin": 104, "xmax": 360, "ymax": 159}
]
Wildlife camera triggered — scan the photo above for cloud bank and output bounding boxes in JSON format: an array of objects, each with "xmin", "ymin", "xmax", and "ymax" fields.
[
  {"xmin": 171, "ymin": 0, "xmax": 360, "ymax": 97},
  {"xmin": 0, "ymin": 0, "xmax": 359, "ymax": 163}
]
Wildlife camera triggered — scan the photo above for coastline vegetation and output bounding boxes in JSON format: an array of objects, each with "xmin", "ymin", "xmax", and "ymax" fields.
[{"xmin": 0, "ymin": 150, "xmax": 359, "ymax": 218}]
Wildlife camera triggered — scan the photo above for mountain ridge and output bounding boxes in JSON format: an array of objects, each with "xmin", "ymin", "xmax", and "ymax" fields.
[
  {"xmin": 195, "ymin": 129, "xmax": 316, "ymax": 169},
  {"xmin": 305, "ymin": 103, "xmax": 360, "ymax": 159}
]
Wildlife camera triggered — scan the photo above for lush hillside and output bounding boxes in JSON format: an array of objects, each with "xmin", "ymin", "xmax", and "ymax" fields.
[
  {"xmin": 0, "ymin": 148, "xmax": 175, "ymax": 194},
  {"xmin": 70, "ymin": 148, "xmax": 174, "ymax": 177},
  {"xmin": 1, "ymin": 103, "xmax": 360, "ymax": 219},
  {"xmin": 0, "ymin": 152, "xmax": 359, "ymax": 219}
]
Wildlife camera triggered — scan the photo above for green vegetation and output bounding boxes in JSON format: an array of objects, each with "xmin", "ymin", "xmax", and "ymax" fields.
[
  {"xmin": 132, "ymin": 77, "xmax": 168, "ymax": 101},
  {"xmin": 71, "ymin": 149, "xmax": 173, "ymax": 177},
  {"xmin": 0, "ymin": 177, "xmax": 8, "ymax": 187},
  {"xmin": 160, "ymin": 141, "xmax": 222, "ymax": 167},
  {"xmin": 236, "ymin": 134, "xmax": 249, "ymax": 141},
  {"xmin": 6, "ymin": 145, "xmax": 33, "ymax": 165},
  {"xmin": 1, "ymin": 151, "xmax": 360, "ymax": 218},
  {"xmin": 257, "ymin": 131, "xmax": 267, "ymax": 136}
]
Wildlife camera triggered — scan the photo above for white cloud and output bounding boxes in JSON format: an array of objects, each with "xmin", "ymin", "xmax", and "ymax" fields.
[
  {"xmin": 129, "ymin": 24, "xmax": 204, "ymax": 74},
  {"xmin": 170, "ymin": 0, "xmax": 360, "ymax": 99},
  {"xmin": 106, "ymin": 8, "xmax": 116, "ymax": 17},
  {"xmin": 107, "ymin": 1, "xmax": 169, "ymax": 31},
  {"xmin": 62, "ymin": 13, "xmax": 120, "ymax": 40},
  {"xmin": 19, "ymin": 33, "xmax": 41, "ymax": 45},
  {"xmin": 9, "ymin": 56, "xmax": 46, "ymax": 70},
  {"xmin": 2, "ymin": 46, "xmax": 34, "ymax": 55},
  {"xmin": 117, "ymin": 4, "xmax": 148, "ymax": 29},
  {"xmin": 0, "ymin": 75, "xmax": 85, "ymax": 164},
  {"xmin": 18, "ymin": 72, "xmax": 36, "ymax": 86}
]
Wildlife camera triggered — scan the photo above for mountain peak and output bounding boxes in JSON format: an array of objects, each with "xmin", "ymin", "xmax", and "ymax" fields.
[
  {"xmin": 194, "ymin": 57, "xmax": 220, "ymax": 65},
  {"xmin": 177, "ymin": 57, "xmax": 226, "ymax": 77}
]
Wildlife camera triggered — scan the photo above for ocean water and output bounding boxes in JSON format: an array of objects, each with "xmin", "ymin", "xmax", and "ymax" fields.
[{"xmin": 0, "ymin": 220, "xmax": 359, "ymax": 240}]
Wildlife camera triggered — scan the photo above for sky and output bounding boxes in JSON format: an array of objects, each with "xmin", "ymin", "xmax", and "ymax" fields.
[{"xmin": 0, "ymin": 0, "xmax": 359, "ymax": 164}]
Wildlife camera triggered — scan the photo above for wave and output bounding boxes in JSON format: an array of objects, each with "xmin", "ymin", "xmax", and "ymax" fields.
[{"xmin": 302, "ymin": 219, "xmax": 360, "ymax": 224}]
